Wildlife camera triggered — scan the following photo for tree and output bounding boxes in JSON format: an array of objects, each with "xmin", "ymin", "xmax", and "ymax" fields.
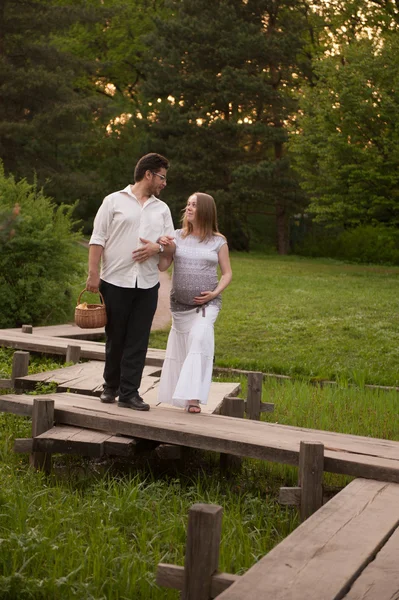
[
  {"xmin": 290, "ymin": 33, "xmax": 399, "ymax": 228},
  {"xmin": 0, "ymin": 0, "xmax": 112, "ymax": 213},
  {"xmin": 140, "ymin": 0, "xmax": 312, "ymax": 252}
]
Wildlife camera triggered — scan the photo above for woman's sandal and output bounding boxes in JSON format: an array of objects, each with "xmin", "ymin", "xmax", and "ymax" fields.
[{"xmin": 185, "ymin": 404, "xmax": 201, "ymax": 414}]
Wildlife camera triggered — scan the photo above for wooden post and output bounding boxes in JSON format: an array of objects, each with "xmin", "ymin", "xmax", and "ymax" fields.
[
  {"xmin": 66, "ymin": 344, "xmax": 81, "ymax": 364},
  {"xmin": 220, "ymin": 397, "xmax": 244, "ymax": 472},
  {"xmin": 21, "ymin": 324, "xmax": 33, "ymax": 333},
  {"xmin": 182, "ymin": 504, "xmax": 223, "ymax": 600},
  {"xmin": 30, "ymin": 398, "xmax": 54, "ymax": 474},
  {"xmin": 247, "ymin": 371, "xmax": 263, "ymax": 420},
  {"xmin": 11, "ymin": 350, "xmax": 29, "ymax": 391},
  {"xmin": 298, "ymin": 441, "xmax": 324, "ymax": 522}
]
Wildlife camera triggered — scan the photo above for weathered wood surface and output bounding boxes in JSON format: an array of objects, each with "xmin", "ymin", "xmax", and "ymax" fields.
[
  {"xmin": 342, "ymin": 522, "xmax": 399, "ymax": 600},
  {"xmin": 14, "ymin": 361, "xmax": 161, "ymax": 395},
  {"xmin": 142, "ymin": 382, "xmax": 241, "ymax": 415},
  {"xmin": 0, "ymin": 330, "xmax": 166, "ymax": 365},
  {"xmin": 2, "ymin": 323, "xmax": 105, "ymax": 340},
  {"xmin": 217, "ymin": 478, "xmax": 399, "ymax": 600},
  {"xmin": 1, "ymin": 393, "xmax": 399, "ymax": 482},
  {"xmin": 12, "ymin": 365, "xmax": 239, "ymax": 414}
]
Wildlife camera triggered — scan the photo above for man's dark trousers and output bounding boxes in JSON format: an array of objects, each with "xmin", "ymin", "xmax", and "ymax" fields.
[{"xmin": 100, "ymin": 279, "xmax": 159, "ymax": 402}]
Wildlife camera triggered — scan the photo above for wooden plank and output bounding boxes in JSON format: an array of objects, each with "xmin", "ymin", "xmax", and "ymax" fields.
[
  {"xmin": 33, "ymin": 426, "xmax": 111, "ymax": 457},
  {"xmin": 103, "ymin": 436, "xmax": 137, "ymax": 457},
  {"xmin": 156, "ymin": 564, "xmax": 240, "ymax": 597},
  {"xmin": 217, "ymin": 478, "xmax": 399, "ymax": 600},
  {"xmin": 1, "ymin": 394, "xmax": 399, "ymax": 482},
  {"xmin": 0, "ymin": 330, "xmax": 166, "ymax": 365},
  {"xmin": 147, "ymin": 382, "xmax": 241, "ymax": 415},
  {"xmin": 182, "ymin": 504, "xmax": 223, "ymax": 600},
  {"xmin": 343, "ymin": 523, "xmax": 399, "ymax": 600},
  {"xmin": 1, "ymin": 324, "xmax": 105, "ymax": 340},
  {"xmin": 15, "ymin": 362, "xmax": 160, "ymax": 394}
]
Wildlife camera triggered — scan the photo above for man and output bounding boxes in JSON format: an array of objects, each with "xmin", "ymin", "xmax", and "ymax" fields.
[{"xmin": 86, "ymin": 153, "xmax": 175, "ymax": 411}]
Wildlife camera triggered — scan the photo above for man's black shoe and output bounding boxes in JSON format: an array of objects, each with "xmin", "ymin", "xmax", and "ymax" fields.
[
  {"xmin": 100, "ymin": 389, "xmax": 117, "ymax": 404},
  {"xmin": 118, "ymin": 394, "xmax": 150, "ymax": 411}
]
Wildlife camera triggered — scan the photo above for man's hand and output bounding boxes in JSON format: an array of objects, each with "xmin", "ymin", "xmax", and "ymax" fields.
[
  {"xmin": 86, "ymin": 273, "xmax": 100, "ymax": 293},
  {"xmin": 132, "ymin": 238, "xmax": 159, "ymax": 263},
  {"xmin": 194, "ymin": 291, "xmax": 216, "ymax": 305}
]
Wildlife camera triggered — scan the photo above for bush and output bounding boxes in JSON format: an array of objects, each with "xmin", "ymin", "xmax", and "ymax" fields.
[
  {"xmin": 295, "ymin": 223, "xmax": 399, "ymax": 265},
  {"xmin": 0, "ymin": 165, "xmax": 84, "ymax": 327}
]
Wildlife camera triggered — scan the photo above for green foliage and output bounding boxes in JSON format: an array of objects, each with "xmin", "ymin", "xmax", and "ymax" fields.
[
  {"xmin": 290, "ymin": 34, "xmax": 399, "ymax": 229},
  {"xmin": 295, "ymin": 224, "xmax": 399, "ymax": 265},
  {"xmin": 0, "ymin": 166, "xmax": 84, "ymax": 327}
]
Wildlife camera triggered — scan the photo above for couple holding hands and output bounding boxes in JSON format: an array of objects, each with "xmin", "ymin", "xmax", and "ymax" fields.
[{"xmin": 86, "ymin": 153, "xmax": 232, "ymax": 414}]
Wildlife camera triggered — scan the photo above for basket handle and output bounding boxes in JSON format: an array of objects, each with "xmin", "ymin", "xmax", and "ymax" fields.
[{"xmin": 76, "ymin": 288, "xmax": 106, "ymax": 306}]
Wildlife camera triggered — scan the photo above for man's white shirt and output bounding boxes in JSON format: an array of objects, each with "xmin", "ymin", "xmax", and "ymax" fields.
[{"xmin": 89, "ymin": 185, "xmax": 174, "ymax": 289}]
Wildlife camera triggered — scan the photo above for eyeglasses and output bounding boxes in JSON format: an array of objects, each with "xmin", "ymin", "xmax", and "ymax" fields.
[{"xmin": 151, "ymin": 171, "xmax": 167, "ymax": 182}]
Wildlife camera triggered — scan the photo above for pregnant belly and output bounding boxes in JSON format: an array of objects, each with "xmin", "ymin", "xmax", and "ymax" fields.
[{"xmin": 172, "ymin": 278, "xmax": 218, "ymax": 305}]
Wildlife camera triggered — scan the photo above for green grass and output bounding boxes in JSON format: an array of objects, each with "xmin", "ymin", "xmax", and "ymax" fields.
[{"xmin": 152, "ymin": 253, "xmax": 399, "ymax": 386}]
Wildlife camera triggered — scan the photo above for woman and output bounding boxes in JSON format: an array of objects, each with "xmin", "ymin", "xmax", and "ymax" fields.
[{"xmin": 157, "ymin": 192, "xmax": 232, "ymax": 413}]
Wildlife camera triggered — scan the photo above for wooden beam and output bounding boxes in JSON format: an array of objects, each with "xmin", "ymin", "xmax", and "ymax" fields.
[
  {"xmin": 65, "ymin": 344, "xmax": 81, "ymax": 364},
  {"xmin": 14, "ymin": 438, "xmax": 34, "ymax": 453},
  {"xmin": 156, "ymin": 564, "xmax": 240, "ymax": 597},
  {"xmin": 279, "ymin": 486, "xmax": 301, "ymax": 506},
  {"xmin": 155, "ymin": 443, "xmax": 182, "ymax": 460},
  {"xmin": 247, "ymin": 372, "xmax": 263, "ymax": 420},
  {"xmin": 220, "ymin": 397, "xmax": 245, "ymax": 472},
  {"xmin": 0, "ymin": 379, "xmax": 12, "ymax": 389},
  {"xmin": 299, "ymin": 441, "xmax": 324, "ymax": 521},
  {"xmin": 182, "ymin": 504, "xmax": 223, "ymax": 600},
  {"xmin": 11, "ymin": 351, "xmax": 29, "ymax": 390},
  {"xmin": 259, "ymin": 402, "xmax": 275, "ymax": 413},
  {"xmin": 30, "ymin": 398, "xmax": 54, "ymax": 473},
  {"xmin": 2, "ymin": 394, "xmax": 399, "ymax": 483}
]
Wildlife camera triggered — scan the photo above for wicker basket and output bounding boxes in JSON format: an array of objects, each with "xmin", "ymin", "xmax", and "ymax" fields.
[{"xmin": 74, "ymin": 289, "xmax": 107, "ymax": 329}]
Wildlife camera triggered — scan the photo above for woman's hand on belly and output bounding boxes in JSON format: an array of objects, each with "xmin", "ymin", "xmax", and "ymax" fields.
[{"xmin": 194, "ymin": 290, "xmax": 216, "ymax": 305}]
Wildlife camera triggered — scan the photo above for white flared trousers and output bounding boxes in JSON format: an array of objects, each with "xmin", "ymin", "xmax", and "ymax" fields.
[{"xmin": 158, "ymin": 305, "xmax": 220, "ymax": 407}]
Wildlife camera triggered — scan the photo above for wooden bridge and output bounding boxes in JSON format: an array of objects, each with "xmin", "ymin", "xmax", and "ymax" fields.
[{"xmin": 1, "ymin": 391, "xmax": 399, "ymax": 483}]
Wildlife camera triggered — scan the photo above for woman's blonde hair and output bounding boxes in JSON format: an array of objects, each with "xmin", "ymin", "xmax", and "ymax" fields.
[{"xmin": 181, "ymin": 192, "xmax": 221, "ymax": 241}]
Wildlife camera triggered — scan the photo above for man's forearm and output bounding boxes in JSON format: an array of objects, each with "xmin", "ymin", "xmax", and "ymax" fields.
[{"xmin": 88, "ymin": 244, "xmax": 103, "ymax": 275}]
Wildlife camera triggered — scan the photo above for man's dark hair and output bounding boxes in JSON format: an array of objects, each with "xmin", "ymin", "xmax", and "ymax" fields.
[{"xmin": 134, "ymin": 153, "xmax": 169, "ymax": 182}]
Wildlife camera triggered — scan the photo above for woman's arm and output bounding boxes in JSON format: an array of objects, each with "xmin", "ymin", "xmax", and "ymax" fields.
[
  {"xmin": 194, "ymin": 243, "xmax": 232, "ymax": 304},
  {"xmin": 158, "ymin": 254, "xmax": 173, "ymax": 272}
]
